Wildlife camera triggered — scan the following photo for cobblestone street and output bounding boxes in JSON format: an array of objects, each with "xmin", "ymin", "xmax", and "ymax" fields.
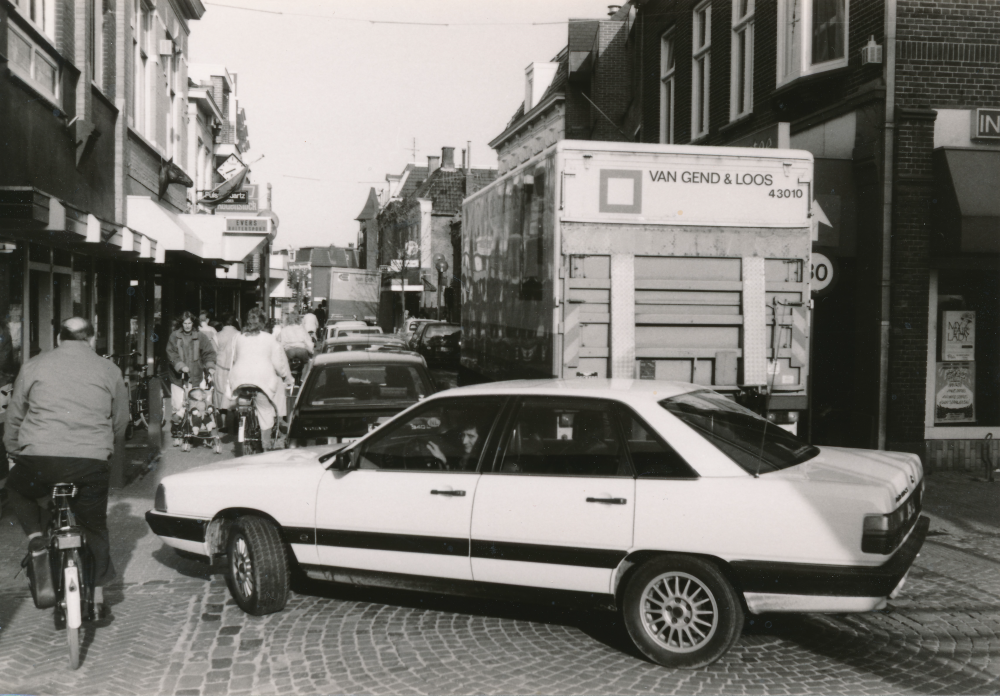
[{"xmin": 1, "ymin": 433, "xmax": 998, "ymax": 695}]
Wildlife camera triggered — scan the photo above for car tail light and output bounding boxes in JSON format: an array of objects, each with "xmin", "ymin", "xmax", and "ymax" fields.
[
  {"xmin": 862, "ymin": 483, "xmax": 922, "ymax": 554},
  {"xmin": 154, "ymin": 484, "xmax": 167, "ymax": 512}
]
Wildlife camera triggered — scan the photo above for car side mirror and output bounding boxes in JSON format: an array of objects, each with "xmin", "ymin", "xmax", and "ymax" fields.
[{"xmin": 329, "ymin": 449, "xmax": 355, "ymax": 472}]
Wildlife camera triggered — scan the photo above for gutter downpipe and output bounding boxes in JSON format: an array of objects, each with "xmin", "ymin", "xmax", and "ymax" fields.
[{"xmin": 878, "ymin": 0, "xmax": 898, "ymax": 450}]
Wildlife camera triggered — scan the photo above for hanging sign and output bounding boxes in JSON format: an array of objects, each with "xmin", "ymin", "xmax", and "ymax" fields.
[
  {"xmin": 935, "ymin": 361, "xmax": 976, "ymax": 424},
  {"xmin": 942, "ymin": 310, "xmax": 975, "ymax": 361},
  {"xmin": 217, "ymin": 155, "xmax": 245, "ymax": 179}
]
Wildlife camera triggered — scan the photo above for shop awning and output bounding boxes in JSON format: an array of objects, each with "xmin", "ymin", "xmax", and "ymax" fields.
[
  {"xmin": 933, "ymin": 149, "xmax": 1000, "ymax": 253},
  {"xmin": 0, "ymin": 187, "xmax": 158, "ymax": 260},
  {"xmin": 128, "ymin": 195, "xmax": 274, "ymax": 263}
]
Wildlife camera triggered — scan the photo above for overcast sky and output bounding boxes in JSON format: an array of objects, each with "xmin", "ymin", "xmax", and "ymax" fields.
[{"xmin": 189, "ymin": 0, "xmax": 613, "ymax": 250}]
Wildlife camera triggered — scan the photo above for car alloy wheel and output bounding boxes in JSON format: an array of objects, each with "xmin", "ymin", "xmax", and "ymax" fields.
[
  {"xmin": 639, "ymin": 571, "xmax": 718, "ymax": 653},
  {"xmin": 224, "ymin": 516, "xmax": 291, "ymax": 616},
  {"xmin": 622, "ymin": 554, "xmax": 743, "ymax": 669}
]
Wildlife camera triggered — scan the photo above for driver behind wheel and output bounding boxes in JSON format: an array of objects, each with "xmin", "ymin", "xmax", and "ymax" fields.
[{"xmin": 424, "ymin": 420, "xmax": 481, "ymax": 471}]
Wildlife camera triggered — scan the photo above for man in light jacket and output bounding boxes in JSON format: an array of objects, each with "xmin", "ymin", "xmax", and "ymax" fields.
[{"xmin": 4, "ymin": 318, "xmax": 128, "ymax": 617}]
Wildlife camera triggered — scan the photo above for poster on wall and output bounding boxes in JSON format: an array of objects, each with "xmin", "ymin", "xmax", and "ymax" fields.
[
  {"xmin": 943, "ymin": 310, "xmax": 976, "ymax": 361},
  {"xmin": 935, "ymin": 361, "xmax": 976, "ymax": 424}
]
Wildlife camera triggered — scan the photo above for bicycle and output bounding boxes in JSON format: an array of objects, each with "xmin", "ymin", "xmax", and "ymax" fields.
[
  {"xmin": 106, "ymin": 352, "xmax": 156, "ymax": 439},
  {"xmin": 22, "ymin": 482, "xmax": 93, "ymax": 670},
  {"xmin": 233, "ymin": 385, "xmax": 264, "ymax": 458}
]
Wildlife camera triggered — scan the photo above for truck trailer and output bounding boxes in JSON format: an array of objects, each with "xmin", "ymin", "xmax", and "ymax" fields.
[
  {"xmin": 460, "ymin": 141, "xmax": 813, "ymax": 425},
  {"xmin": 328, "ymin": 268, "xmax": 381, "ymax": 324}
]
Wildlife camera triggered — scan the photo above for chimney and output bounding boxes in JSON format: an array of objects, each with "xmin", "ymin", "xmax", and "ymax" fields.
[
  {"xmin": 461, "ymin": 149, "xmax": 466, "ymax": 170},
  {"xmin": 441, "ymin": 147, "xmax": 456, "ymax": 171},
  {"xmin": 427, "ymin": 155, "xmax": 440, "ymax": 173},
  {"xmin": 607, "ymin": 4, "xmax": 621, "ymax": 17}
]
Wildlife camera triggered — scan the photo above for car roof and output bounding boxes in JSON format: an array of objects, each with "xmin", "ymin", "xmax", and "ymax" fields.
[
  {"xmin": 325, "ymin": 320, "xmax": 368, "ymax": 328},
  {"xmin": 427, "ymin": 378, "xmax": 704, "ymax": 402},
  {"xmin": 311, "ymin": 351, "xmax": 428, "ymax": 366},
  {"xmin": 324, "ymin": 335, "xmax": 404, "ymax": 345}
]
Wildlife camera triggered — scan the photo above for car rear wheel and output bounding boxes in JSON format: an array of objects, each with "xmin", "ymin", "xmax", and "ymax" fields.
[
  {"xmin": 225, "ymin": 516, "xmax": 290, "ymax": 616},
  {"xmin": 622, "ymin": 555, "xmax": 743, "ymax": 669}
]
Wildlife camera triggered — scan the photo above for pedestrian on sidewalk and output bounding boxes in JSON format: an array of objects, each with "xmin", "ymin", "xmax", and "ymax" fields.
[
  {"xmin": 213, "ymin": 315, "xmax": 241, "ymax": 433},
  {"xmin": 166, "ymin": 312, "xmax": 217, "ymax": 447},
  {"xmin": 2, "ymin": 317, "xmax": 128, "ymax": 616}
]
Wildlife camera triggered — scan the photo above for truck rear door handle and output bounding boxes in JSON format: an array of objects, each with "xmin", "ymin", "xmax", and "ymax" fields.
[
  {"xmin": 586, "ymin": 497, "xmax": 627, "ymax": 505},
  {"xmin": 431, "ymin": 489, "xmax": 466, "ymax": 497}
]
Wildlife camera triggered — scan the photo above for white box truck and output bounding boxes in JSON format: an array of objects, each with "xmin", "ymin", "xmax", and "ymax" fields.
[
  {"xmin": 460, "ymin": 141, "xmax": 814, "ymax": 424},
  {"xmin": 328, "ymin": 268, "xmax": 381, "ymax": 324}
]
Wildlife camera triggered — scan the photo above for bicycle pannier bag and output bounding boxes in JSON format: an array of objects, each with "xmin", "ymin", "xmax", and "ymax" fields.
[{"xmin": 23, "ymin": 543, "xmax": 57, "ymax": 609}]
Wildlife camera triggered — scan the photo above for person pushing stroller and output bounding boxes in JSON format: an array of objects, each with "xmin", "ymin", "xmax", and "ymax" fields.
[{"xmin": 166, "ymin": 312, "xmax": 216, "ymax": 447}]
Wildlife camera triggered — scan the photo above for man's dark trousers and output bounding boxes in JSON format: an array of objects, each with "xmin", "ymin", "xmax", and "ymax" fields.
[{"xmin": 6, "ymin": 455, "xmax": 115, "ymax": 586}]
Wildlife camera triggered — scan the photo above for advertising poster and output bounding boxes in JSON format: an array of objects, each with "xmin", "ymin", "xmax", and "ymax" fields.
[
  {"xmin": 943, "ymin": 310, "xmax": 975, "ymax": 361},
  {"xmin": 935, "ymin": 362, "xmax": 976, "ymax": 424}
]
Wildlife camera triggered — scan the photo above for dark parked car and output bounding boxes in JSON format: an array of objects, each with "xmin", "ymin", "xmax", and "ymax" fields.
[
  {"xmin": 414, "ymin": 322, "xmax": 461, "ymax": 367},
  {"xmin": 285, "ymin": 352, "xmax": 436, "ymax": 448}
]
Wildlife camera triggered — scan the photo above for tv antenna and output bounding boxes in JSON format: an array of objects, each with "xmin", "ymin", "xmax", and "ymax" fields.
[{"xmin": 404, "ymin": 138, "xmax": 418, "ymax": 163}]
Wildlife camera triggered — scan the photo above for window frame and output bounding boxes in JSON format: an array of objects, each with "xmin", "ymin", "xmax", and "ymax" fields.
[
  {"xmin": 6, "ymin": 23, "xmax": 60, "ymax": 107},
  {"xmin": 613, "ymin": 403, "xmax": 700, "ymax": 480},
  {"xmin": 659, "ymin": 30, "xmax": 676, "ymax": 145},
  {"xmin": 776, "ymin": 0, "xmax": 849, "ymax": 87},
  {"xmin": 690, "ymin": 1, "xmax": 712, "ymax": 141},
  {"xmin": 493, "ymin": 396, "xmax": 635, "ymax": 478},
  {"xmin": 10, "ymin": 0, "xmax": 56, "ymax": 42},
  {"xmin": 352, "ymin": 396, "xmax": 507, "ymax": 474},
  {"xmin": 729, "ymin": 0, "xmax": 755, "ymax": 121},
  {"xmin": 131, "ymin": 0, "xmax": 152, "ymax": 134}
]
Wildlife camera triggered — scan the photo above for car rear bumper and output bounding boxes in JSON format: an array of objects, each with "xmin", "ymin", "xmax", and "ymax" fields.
[{"xmin": 731, "ymin": 515, "xmax": 930, "ymax": 608}]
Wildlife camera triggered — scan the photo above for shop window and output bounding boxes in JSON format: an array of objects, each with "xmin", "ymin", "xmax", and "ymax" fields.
[
  {"xmin": 777, "ymin": 0, "xmax": 848, "ymax": 86},
  {"xmin": 52, "ymin": 247, "xmax": 71, "ymax": 268},
  {"xmin": 932, "ymin": 270, "xmax": 1000, "ymax": 428},
  {"xmin": 29, "ymin": 243, "xmax": 49, "ymax": 264},
  {"xmin": 659, "ymin": 32, "xmax": 676, "ymax": 144},
  {"xmin": 690, "ymin": 2, "xmax": 711, "ymax": 140},
  {"xmin": 730, "ymin": 0, "xmax": 754, "ymax": 120},
  {"xmin": 1, "ymin": 244, "xmax": 26, "ymax": 373}
]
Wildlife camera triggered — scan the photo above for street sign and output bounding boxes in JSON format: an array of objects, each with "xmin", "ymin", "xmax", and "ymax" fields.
[
  {"xmin": 217, "ymin": 155, "xmax": 244, "ymax": 179},
  {"xmin": 811, "ymin": 252, "xmax": 835, "ymax": 295}
]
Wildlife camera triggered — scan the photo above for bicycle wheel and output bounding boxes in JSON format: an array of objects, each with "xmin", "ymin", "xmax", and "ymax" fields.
[
  {"xmin": 64, "ymin": 550, "xmax": 84, "ymax": 670},
  {"xmin": 248, "ymin": 407, "xmax": 263, "ymax": 455}
]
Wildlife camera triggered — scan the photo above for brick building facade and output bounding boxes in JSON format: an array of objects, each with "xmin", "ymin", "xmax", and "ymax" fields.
[{"xmin": 619, "ymin": 0, "xmax": 999, "ymax": 467}]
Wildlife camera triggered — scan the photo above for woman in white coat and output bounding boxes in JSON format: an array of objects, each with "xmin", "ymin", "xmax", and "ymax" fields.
[{"xmin": 227, "ymin": 308, "xmax": 294, "ymax": 451}]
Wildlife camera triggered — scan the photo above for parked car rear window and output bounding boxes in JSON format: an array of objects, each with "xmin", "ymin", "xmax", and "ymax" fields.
[
  {"xmin": 422, "ymin": 325, "xmax": 460, "ymax": 339},
  {"xmin": 659, "ymin": 390, "xmax": 819, "ymax": 474},
  {"xmin": 304, "ymin": 364, "xmax": 433, "ymax": 406}
]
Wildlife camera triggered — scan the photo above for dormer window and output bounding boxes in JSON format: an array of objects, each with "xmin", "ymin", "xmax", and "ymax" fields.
[{"xmin": 777, "ymin": 0, "xmax": 848, "ymax": 86}]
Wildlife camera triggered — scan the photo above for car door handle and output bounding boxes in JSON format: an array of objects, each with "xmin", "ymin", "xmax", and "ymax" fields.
[
  {"xmin": 586, "ymin": 497, "xmax": 627, "ymax": 505},
  {"xmin": 431, "ymin": 489, "xmax": 466, "ymax": 497}
]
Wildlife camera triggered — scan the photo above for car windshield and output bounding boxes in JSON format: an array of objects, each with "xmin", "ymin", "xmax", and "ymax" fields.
[
  {"xmin": 339, "ymin": 328, "xmax": 381, "ymax": 336},
  {"xmin": 423, "ymin": 325, "xmax": 460, "ymax": 339},
  {"xmin": 325, "ymin": 342, "xmax": 407, "ymax": 353},
  {"xmin": 659, "ymin": 390, "xmax": 819, "ymax": 474},
  {"xmin": 304, "ymin": 364, "xmax": 433, "ymax": 407}
]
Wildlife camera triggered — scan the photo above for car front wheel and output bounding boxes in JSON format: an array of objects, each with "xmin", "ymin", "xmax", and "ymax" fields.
[
  {"xmin": 225, "ymin": 515, "xmax": 290, "ymax": 616},
  {"xmin": 622, "ymin": 555, "xmax": 743, "ymax": 669}
]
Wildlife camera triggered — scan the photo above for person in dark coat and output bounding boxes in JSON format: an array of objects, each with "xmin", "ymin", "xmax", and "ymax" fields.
[{"xmin": 165, "ymin": 311, "xmax": 217, "ymax": 446}]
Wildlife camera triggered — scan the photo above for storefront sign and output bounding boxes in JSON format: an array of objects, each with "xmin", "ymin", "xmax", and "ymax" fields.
[
  {"xmin": 935, "ymin": 361, "xmax": 976, "ymax": 423},
  {"xmin": 972, "ymin": 108, "xmax": 1000, "ymax": 140},
  {"xmin": 943, "ymin": 310, "xmax": 975, "ymax": 361},
  {"xmin": 225, "ymin": 218, "xmax": 268, "ymax": 233},
  {"xmin": 216, "ymin": 185, "xmax": 259, "ymax": 212}
]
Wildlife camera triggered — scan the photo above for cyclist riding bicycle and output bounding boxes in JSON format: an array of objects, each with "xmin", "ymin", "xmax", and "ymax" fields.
[
  {"xmin": 3, "ymin": 317, "xmax": 128, "ymax": 619},
  {"xmin": 225, "ymin": 308, "xmax": 294, "ymax": 452}
]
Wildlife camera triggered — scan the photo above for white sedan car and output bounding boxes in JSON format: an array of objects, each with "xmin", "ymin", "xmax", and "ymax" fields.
[{"xmin": 146, "ymin": 380, "xmax": 928, "ymax": 668}]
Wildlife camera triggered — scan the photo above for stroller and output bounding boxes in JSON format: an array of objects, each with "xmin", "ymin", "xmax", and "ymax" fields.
[{"xmin": 175, "ymin": 373, "xmax": 223, "ymax": 454}]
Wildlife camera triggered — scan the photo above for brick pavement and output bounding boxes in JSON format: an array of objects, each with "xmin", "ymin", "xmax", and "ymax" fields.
[{"xmin": 0, "ymin": 449, "xmax": 997, "ymax": 694}]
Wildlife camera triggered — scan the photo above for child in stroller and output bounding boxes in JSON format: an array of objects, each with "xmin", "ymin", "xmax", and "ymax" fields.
[{"xmin": 176, "ymin": 373, "xmax": 223, "ymax": 453}]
